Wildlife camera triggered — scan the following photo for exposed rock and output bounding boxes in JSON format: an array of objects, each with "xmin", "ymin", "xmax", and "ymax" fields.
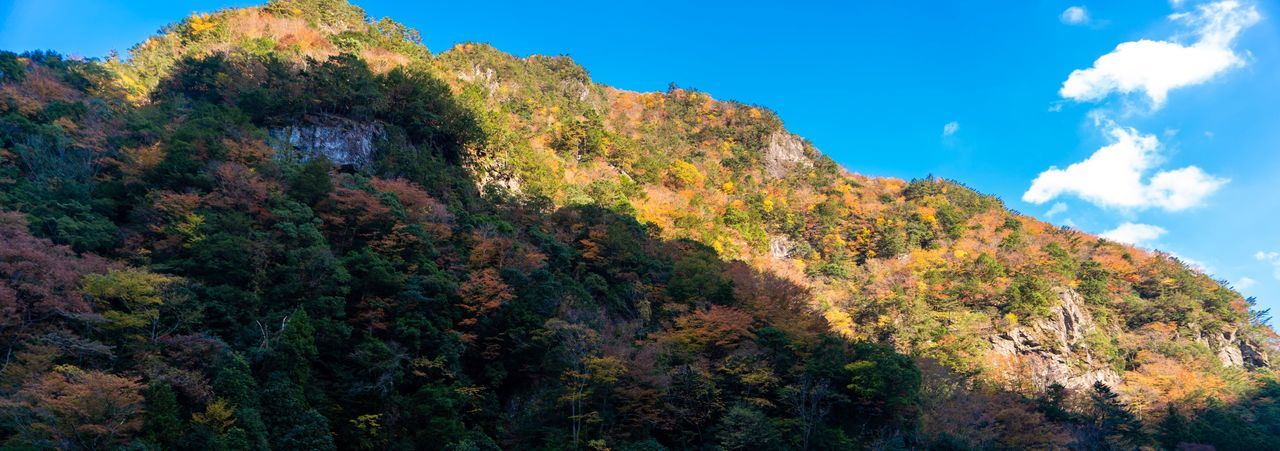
[
  {"xmin": 1242, "ymin": 340, "xmax": 1271, "ymax": 369},
  {"xmin": 1207, "ymin": 329, "xmax": 1245, "ymax": 368},
  {"xmin": 768, "ymin": 236, "xmax": 793, "ymax": 260},
  {"xmin": 471, "ymin": 157, "xmax": 522, "ymax": 195},
  {"xmin": 458, "ymin": 65, "xmax": 499, "ymax": 97},
  {"xmin": 269, "ymin": 116, "xmax": 384, "ymax": 170},
  {"xmin": 989, "ymin": 287, "xmax": 1121, "ymax": 391},
  {"xmin": 1034, "ymin": 287, "xmax": 1092, "ymax": 348},
  {"xmin": 1190, "ymin": 326, "xmax": 1270, "ymax": 369},
  {"xmin": 762, "ymin": 131, "xmax": 811, "ymax": 179}
]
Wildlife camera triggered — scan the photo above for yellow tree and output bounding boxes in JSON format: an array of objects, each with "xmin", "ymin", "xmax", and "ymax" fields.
[{"xmin": 82, "ymin": 269, "xmax": 191, "ymax": 342}]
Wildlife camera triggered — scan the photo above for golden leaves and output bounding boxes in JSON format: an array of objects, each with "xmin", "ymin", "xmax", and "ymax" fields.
[{"xmin": 187, "ymin": 13, "xmax": 218, "ymax": 35}]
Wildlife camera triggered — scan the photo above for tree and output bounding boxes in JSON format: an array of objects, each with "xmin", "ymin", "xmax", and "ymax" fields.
[
  {"xmin": 273, "ymin": 309, "xmax": 319, "ymax": 384},
  {"xmin": 0, "ymin": 211, "xmax": 101, "ymax": 350},
  {"xmin": 659, "ymin": 306, "xmax": 754, "ymax": 358},
  {"xmin": 192, "ymin": 398, "xmax": 238, "ymax": 434},
  {"xmin": 1157, "ymin": 405, "xmax": 1192, "ymax": 450},
  {"xmin": 1002, "ymin": 274, "xmax": 1055, "ymax": 320},
  {"xmin": 784, "ymin": 376, "xmax": 834, "ymax": 451},
  {"xmin": 844, "ymin": 342, "xmax": 921, "ymax": 429},
  {"xmin": 212, "ymin": 351, "xmax": 270, "ymax": 450},
  {"xmin": 141, "ymin": 383, "xmax": 183, "ymax": 448},
  {"xmin": 716, "ymin": 405, "xmax": 782, "ymax": 450},
  {"xmin": 1089, "ymin": 382, "xmax": 1147, "ymax": 448},
  {"xmin": 4, "ymin": 366, "xmax": 144, "ymax": 450},
  {"xmin": 662, "ymin": 365, "xmax": 723, "ymax": 445},
  {"xmin": 261, "ymin": 371, "xmax": 335, "ymax": 451},
  {"xmin": 667, "ymin": 248, "xmax": 733, "ymax": 305},
  {"xmin": 548, "ymin": 318, "xmax": 625, "ymax": 447},
  {"xmin": 289, "ymin": 157, "xmax": 334, "ymax": 205},
  {"xmin": 456, "ymin": 268, "xmax": 514, "ymax": 336},
  {"xmin": 82, "ymin": 268, "xmax": 190, "ymax": 342}
]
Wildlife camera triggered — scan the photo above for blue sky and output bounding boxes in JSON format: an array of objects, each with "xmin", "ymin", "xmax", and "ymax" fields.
[{"xmin": 4, "ymin": 0, "xmax": 1280, "ymax": 315}]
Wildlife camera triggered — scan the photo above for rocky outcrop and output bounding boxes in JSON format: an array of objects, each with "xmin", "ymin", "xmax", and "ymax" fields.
[
  {"xmin": 1200, "ymin": 328, "xmax": 1245, "ymax": 367},
  {"xmin": 269, "ymin": 116, "xmax": 385, "ymax": 170},
  {"xmin": 768, "ymin": 236, "xmax": 794, "ymax": 260},
  {"xmin": 762, "ymin": 131, "xmax": 811, "ymax": 179},
  {"xmin": 989, "ymin": 287, "xmax": 1121, "ymax": 391},
  {"xmin": 1241, "ymin": 339, "xmax": 1271, "ymax": 369},
  {"xmin": 458, "ymin": 65, "xmax": 499, "ymax": 96},
  {"xmin": 1193, "ymin": 326, "xmax": 1271, "ymax": 369}
]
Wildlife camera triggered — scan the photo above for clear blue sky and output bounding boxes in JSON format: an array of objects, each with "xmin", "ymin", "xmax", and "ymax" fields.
[{"xmin": 4, "ymin": 0, "xmax": 1280, "ymax": 316}]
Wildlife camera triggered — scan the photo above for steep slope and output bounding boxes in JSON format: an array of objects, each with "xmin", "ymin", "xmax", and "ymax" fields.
[{"xmin": 1, "ymin": 0, "xmax": 1277, "ymax": 449}]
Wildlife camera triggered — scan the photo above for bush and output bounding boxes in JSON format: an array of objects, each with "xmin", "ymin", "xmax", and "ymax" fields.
[{"xmin": 1003, "ymin": 274, "xmax": 1056, "ymax": 319}]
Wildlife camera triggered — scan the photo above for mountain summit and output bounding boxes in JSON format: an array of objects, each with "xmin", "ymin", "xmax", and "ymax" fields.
[{"xmin": 0, "ymin": 0, "xmax": 1275, "ymax": 449}]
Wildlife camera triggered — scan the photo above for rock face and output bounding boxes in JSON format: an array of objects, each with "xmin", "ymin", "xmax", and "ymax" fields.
[
  {"xmin": 989, "ymin": 287, "xmax": 1121, "ymax": 391},
  {"xmin": 1195, "ymin": 327, "xmax": 1270, "ymax": 369},
  {"xmin": 768, "ymin": 236, "xmax": 793, "ymax": 260},
  {"xmin": 762, "ymin": 131, "xmax": 811, "ymax": 179},
  {"xmin": 270, "ymin": 116, "xmax": 385, "ymax": 170},
  {"xmin": 1204, "ymin": 328, "xmax": 1245, "ymax": 367},
  {"xmin": 1241, "ymin": 339, "xmax": 1271, "ymax": 369}
]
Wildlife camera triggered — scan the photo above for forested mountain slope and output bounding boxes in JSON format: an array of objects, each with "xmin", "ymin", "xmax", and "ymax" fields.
[{"xmin": 1, "ymin": 1, "xmax": 1278, "ymax": 449}]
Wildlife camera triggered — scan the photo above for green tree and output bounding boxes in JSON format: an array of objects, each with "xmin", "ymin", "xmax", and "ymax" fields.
[
  {"xmin": 716, "ymin": 405, "xmax": 782, "ymax": 451},
  {"xmin": 1089, "ymin": 382, "xmax": 1147, "ymax": 448},
  {"xmin": 1002, "ymin": 274, "xmax": 1055, "ymax": 320},
  {"xmin": 142, "ymin": 383, "xmax": 183, "ymax": 448}
]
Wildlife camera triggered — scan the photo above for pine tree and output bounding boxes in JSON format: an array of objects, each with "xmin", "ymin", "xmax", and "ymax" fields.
[
  {"xmin": 1157, "ymin": 405, "xmax": 1191, "ymax": 450},
  {"xmin": 1090, "ymin": 382, "xmax": 1148, "ymax": 448},
  {"xmin": 142, "ymin": 383, "xmax": 183, "ymax": 448}
]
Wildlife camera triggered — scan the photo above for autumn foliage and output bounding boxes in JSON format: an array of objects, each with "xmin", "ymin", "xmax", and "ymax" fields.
[{"xmin": 0, "ymin": 1, "xmax": 1274, "ymax": 449}]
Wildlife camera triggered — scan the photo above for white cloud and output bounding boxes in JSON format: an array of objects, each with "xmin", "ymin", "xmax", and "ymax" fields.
[
  {"xmin": 1061, "ymin": 6, "xmax": 1091, "ymax": 25},
  {"xmin": 1236, "ymin": 276, "xmax": 1257, "ymax": 291},
  {"xmin": 1023, "ymin": 124, "xmax": 1228, "ymax": 210},
  {"xmin": 1100, "ymin": 222, "xmax": 1167, "ymax": 246},
  {"xmin": 1059, "ymin": 1, "xmax": 1260, "ymax": 109},
  {"xmin": 1257, "ymin": 251, "xmax": 1280, "ymax": 280},
  {"xmin": 942, "ymin": 121, "xmax": 960, "ymax": 137},
  {"xmin": 1045, "ymin": 202, "xmax": 1069, "ymax": 217}
]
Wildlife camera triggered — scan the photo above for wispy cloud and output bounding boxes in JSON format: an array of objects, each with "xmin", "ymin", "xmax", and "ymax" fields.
[
  {"xmin": 1060, "ymin": 1, "xmax": 1260, "ymax": 109},
  {"xmin": 1100, "ymin": 222, "xmax": 1167, "ymax": 246},
  {"xmin": 1023, "ymin": 123, "xmax": 1227, "ymax": 211},
  {"xmin": 942, "ymin": 121, "xmax": 960, "ymax": 137},
  {"xmin": 1257, "ymin": 251, "xmax": 1280, "ymax": 280},
  {"xmin": 1236, "ymin": 276, "xmax": 1257, "ymax": 291},
  {"xmin": 1061, "ymin": 6, "xmax": 1091, "ymax": 25},
  {"xmin": 1045, "ymin": 202, "xmax": 1069, "ymax": 217}
]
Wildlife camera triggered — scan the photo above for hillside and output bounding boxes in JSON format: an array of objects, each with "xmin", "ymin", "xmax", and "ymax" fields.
[{"xmin": 1, "ymin": 0, "xmax": 1278, "ymax": 449}]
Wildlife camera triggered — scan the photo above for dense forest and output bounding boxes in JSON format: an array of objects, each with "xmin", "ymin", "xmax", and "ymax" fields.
[{"xmin": 1, "ymin": 1, "xmax": 1278, "ymax": 449}]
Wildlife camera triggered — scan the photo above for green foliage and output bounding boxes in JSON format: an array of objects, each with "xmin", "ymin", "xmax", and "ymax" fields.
[
  {"xmin": 1089, "ymin": 382, "xmax": 1149, "ymax": 447},
  {"xmin": 290, "ymin": 157, "xmax": 335, "ymax": 204},
  {"xmin": 1002, "ymin": 274, "xmax": 1056, "ymax": 320},
  {"xmin": 668, "ymin": 245, "xmax": 734, "ymax": 305},
  {"xmin": 844, "ymin": 342, "xmax": 922, "ymax": 424},
  {"xmin": 0, "ymin": 51, "xmax": 23, "ymax": 81},
  {"xmin": 0, "ymin": 4, "xmax": 1270, "ymax": 450},
  {"xmin": 141, "ymin": 383, "xmax": 183, "ymax": 448},
  {"xmin": 716, "ymin": 405, "xmax": 783, "ymax": 450}
]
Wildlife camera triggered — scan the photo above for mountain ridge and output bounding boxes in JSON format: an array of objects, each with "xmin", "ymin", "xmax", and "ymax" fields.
[{"xmin": 0, "ymin": 0, "xmax": 1277, "ymax": 449}]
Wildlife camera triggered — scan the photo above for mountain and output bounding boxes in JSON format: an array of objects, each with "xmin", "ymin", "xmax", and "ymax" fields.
[{"xmin": 1, "ymin": 0, "xmax": 1277, "ymax": 449}]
